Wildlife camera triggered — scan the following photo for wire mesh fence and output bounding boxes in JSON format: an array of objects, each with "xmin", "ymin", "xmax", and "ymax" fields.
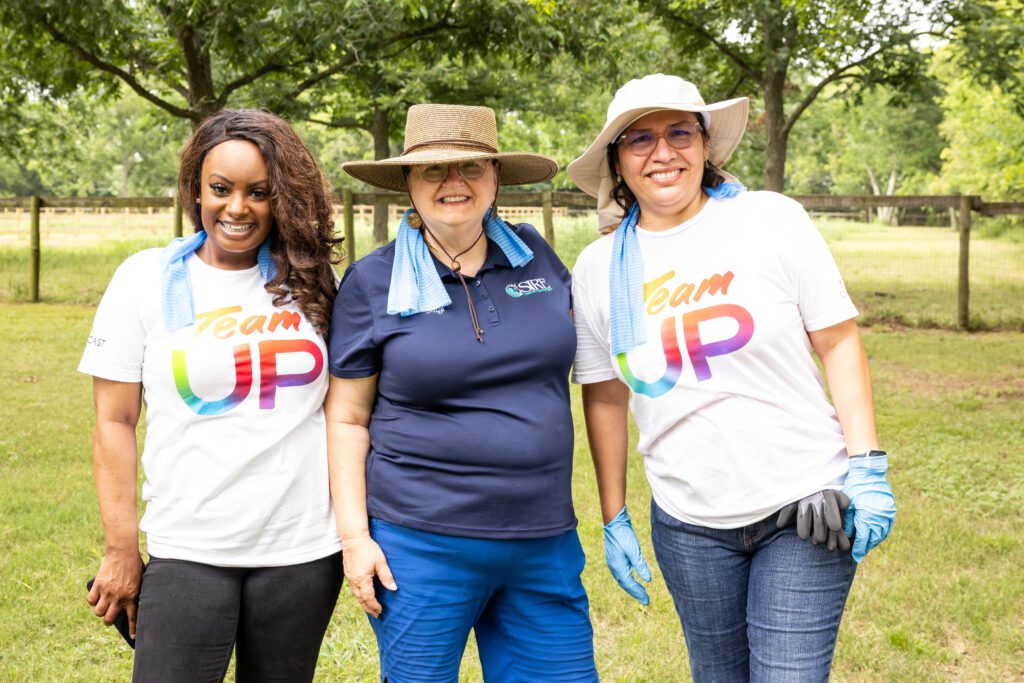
[{"xmin": 1, "ymin": 199, "xmax": 1021, "ymax": 329}]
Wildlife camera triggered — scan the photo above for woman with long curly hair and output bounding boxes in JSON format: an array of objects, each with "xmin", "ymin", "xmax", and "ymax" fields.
[{"xmin": 80, "ymin": 108, "xmax": 344, "ymax": 682}]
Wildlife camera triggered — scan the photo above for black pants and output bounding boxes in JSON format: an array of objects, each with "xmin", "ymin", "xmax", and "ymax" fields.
[{"xmin": 132, "ymin": 552, "xmax": 342, "ymax": 683}]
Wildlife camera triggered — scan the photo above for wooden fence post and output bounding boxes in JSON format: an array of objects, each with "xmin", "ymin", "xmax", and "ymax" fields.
[
  {"xmin": 173, "ymin": 194, "xmax": 183, "ymax": 238},
  {"xmin": 542, "ymin": 190, "xmax": 554, "ymax": 246},
  {"xmin": 29, "ymin": 196, "xmax": 41, "ymax": 302},
  {"xmin": 29, "ymin": 194, "xmax": 41, "ymax": 301},
  {"xmin": 343, "ymin": 188, "xmax": 356, "ymax": 264},
  {"xmin": 957, "ymin": 195, "xmax": 972, "ymax": 330}
]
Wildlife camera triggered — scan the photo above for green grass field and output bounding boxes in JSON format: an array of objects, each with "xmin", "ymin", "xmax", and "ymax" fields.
[{"xmin": 1, "ymin": 226, "xmax": 1022, "ymax": 680}]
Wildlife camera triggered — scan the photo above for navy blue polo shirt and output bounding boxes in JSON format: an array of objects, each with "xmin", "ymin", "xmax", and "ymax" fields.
[{"xmin": 328, "ymin": 223, "xmax": 577, "ymax": 539}]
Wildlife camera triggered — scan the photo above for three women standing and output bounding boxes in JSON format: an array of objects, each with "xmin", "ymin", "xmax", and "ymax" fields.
[{"xmin": 82, "ymin": 82, "xmax": 896, "ymax": 681}]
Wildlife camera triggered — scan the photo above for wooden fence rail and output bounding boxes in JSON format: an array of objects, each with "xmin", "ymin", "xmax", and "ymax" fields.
[{"xmin": 6, "ymin": 192, "xmax": 1022, "ymax": 329}]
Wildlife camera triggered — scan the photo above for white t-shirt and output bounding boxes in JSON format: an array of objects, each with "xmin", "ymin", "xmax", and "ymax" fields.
[
  {"xmin": 572, "ymin": 191, "xmax": 859, "ymax": 528},
  {"xmin": 79, "ymin": 249, "xmax": 341, "ymax": 566}
]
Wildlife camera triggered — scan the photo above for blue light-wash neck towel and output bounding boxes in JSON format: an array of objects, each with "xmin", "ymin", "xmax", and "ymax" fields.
[
  {"xmin": 160, "ymin": 231, "xmax": 276, "ymax": 332},
  {"xmin": 387, "ymin": 208, "xmax": 533, "ymax": 316},
  {"xmin": 609, "ymin": 181, "xmax": 745, "ymax": 355}
]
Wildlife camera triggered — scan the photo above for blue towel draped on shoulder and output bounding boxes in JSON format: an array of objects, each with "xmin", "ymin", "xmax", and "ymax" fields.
[
  {"xmin": 161, "ymin": 231, "xmax": 277, "ymax": 332},
  {"xmin": 609, "ymin": 181, "xmax": 745, "ymax": 355},
  {"xmin": 387, "ymin": 208, "xmax": 533, "ymax": 316}
]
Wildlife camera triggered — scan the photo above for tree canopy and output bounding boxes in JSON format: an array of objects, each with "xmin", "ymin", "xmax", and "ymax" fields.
[
  {"xmin": 643, "ymin": 0, "xmax": 947, "ymax": 190},
  {"xmin": 1, "ymin": 0, "xmax": 1022, "ymax": 204}
]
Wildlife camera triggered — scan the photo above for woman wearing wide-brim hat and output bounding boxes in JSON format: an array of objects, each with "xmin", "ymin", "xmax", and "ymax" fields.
[
  {"xmin": 568, "ymin": 74, "xmax": 896, "ymax": 680},
  {"xmin": 325, "ymin": 104, "xmax": 598, "ymax": 681}
]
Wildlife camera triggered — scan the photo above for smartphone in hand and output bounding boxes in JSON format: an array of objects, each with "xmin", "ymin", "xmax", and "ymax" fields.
[{"xmin": 86, "ymin": 577, "xmax": 137, "ymax": 649}]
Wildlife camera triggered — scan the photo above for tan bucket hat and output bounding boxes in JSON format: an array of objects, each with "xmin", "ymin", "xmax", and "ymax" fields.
[
  {"xmin": 567, "ymin": 74, "xmax": 749, "ymax": 228},
  {"xmin": 342, "ymin": 104, "xmax": 558, "ymax": 192}
]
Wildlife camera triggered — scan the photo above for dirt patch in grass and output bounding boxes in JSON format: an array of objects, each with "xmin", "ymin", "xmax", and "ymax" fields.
[{"xmin": 876, "ymin": 365, "xmax": 1024, "ymax": 403}]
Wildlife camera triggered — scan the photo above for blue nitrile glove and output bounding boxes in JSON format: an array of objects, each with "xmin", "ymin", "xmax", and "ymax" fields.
[
  {"xmin": 842, "ymin": 453, "xmax": 896, "ymax": 563},
  {"xmin": 603, "ymin": 506, "xmax": 653, "ymax": 605}
]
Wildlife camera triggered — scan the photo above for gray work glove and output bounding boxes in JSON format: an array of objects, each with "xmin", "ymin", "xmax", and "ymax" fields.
[{"xmin": 776, "ymin": 490, "xmax": 851, "ymax": 552}]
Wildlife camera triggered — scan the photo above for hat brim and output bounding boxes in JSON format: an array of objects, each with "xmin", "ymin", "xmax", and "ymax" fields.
[
  {"xmin": 567, "ymin": 97, "xmax": 749, "ymax": 198},
  {"xmin": 343, "ymin": 149, "xmax": 559, "ymax": 192}
]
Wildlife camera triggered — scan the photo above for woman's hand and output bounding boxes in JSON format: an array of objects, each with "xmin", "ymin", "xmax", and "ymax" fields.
[
  {"xmin": 842, "ymin": 453, "xmax": 896, "ymax": 562},
  {"xmin": 341, "ymin": 536, "xmax": 396, "ymax": 618},
  {"xmin": 87, "ymin": 550, "xmax": 144, "ymax": 638},
  {"xmin": 604, "ymin": 506, "xmax": 652, "ymax": 605}
]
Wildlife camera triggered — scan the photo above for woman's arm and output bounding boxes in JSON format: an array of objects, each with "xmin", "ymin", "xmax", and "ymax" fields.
[
  {"xmin": 324, "ymin": 374, "xmax": 395, "ymax": 617},
  {"xmin": 87, "ymin": 377, "xmax": 145, "ymax": 638},
  {"xmin": 810, "ymin": 319, "xmax": 896, "ymax": 561},
  {"xmin": 582, "ymin": 379, "xmax": 631, "ymax": 523},
  {"xmin": 583, "ymin": 378, "xmax": 652, "ymax": 604},
  {"xmin": 808, "ymin": 318, "xmax": 878, "ymax": 454}
]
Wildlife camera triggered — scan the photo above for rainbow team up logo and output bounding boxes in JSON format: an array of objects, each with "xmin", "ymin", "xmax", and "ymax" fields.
[
  {"xmin": 171, "ymin": 305, "xmax": 324, "ymax": 416},
  {"xmin": 617, "ymin": 270, "xmax": 754, "ymax": 398}
]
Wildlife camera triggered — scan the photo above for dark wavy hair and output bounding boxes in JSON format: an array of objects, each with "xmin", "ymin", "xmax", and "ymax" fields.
[
  {"xmin": 605, "ymin": 116, "xmax": 729, "ymax": 220},
  {"xmin": 178, "ymin": 109, "xmax": 341, "ymax": 334}
]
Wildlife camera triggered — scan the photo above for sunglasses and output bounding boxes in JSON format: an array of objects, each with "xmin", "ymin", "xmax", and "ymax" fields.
[
  {"xmin": 616, "ymin": 121, "xmax": 703, "ymax": 156},
  {"xmin": 414, "ymin": 160, "xmax": 491, "ymax": 183}
]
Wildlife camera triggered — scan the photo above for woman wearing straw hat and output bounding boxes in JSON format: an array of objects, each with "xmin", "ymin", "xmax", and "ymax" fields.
[
  {"xmin": 325, "ymin": 103, "xmax": 598, "ymax": 682},
  {"xmin": 568, "ymin": 74, "xmax": 896, "ymax": 680}
]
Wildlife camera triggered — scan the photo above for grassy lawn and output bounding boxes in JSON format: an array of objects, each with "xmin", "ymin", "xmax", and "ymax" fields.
[
  {"xmin": 0, "ymin": 224, "xmax": 1022, "ymax": 680},
  {"xmin": 1, "ymin": 304, "xmax": 1021, "ymax": 680}
]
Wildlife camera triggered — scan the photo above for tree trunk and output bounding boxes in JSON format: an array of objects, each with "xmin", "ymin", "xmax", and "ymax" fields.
[
  {"xmin": 170, "ymin": 14, "xmax": 217, "ymax": 125},
  {"xmin": 122, "ymin": 154, "xmax": 134, "ymax": 197},
  {"xmin": 869, "ymin": 167, "xmax": 899, "ymax": 225},
  {"xmin": 370, "ymin": 104, "xmax": 391, "ymax": 244},
  {"xmin": 883, "ymin": 168, "xmax": 899, "ymax": 225},
  {"xmin": 762, "ymin": 70, "xmax": 789, "ymax": 192}
]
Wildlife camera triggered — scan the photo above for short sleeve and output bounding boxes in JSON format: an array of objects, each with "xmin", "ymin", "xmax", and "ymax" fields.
[
  {"xmin": 328, "ymin": 265, "xmax": 381, "ymax": 378},
  {"xmin": 571, "ymin": 249, "xmax": 617, "ymax": 385},
  {"xmin": 78, "ymin": 256, "xmax": 148, "ymax": 382},
  {"xmin": 780, "ymin": 205, "xmax": 859, "ymax": 332}
]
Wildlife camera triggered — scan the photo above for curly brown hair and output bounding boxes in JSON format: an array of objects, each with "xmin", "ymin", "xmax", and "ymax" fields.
[
  {"xmin": 605, "ymin": 117, "xmax": 729, "ymax": 226},
  {"xmin": 178, "ymin": 109, "xmax": 341, "ymax": 334}
]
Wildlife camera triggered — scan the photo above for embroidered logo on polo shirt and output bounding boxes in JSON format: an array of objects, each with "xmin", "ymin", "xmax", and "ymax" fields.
[{"xmin": 505, "ymin": 278, "xmax": 552, "ymax": 298}]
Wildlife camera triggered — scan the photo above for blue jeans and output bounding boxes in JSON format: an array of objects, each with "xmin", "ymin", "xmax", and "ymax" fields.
[
  {"xmin": 368, "ymin": 519, "xmax": 598, "ymax": 683},
  {"xmin": 650, "ymin": 499, "xmax": 856, "ymax": 682}
]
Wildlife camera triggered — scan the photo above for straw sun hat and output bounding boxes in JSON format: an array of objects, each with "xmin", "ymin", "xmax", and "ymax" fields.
[
  {"xmin": 342, "ymin": 104, "xmax": 558, "ymax": 192},
  {"xmin": 567, "ymin": 74, "xmax": 749, "ymax": 227}
]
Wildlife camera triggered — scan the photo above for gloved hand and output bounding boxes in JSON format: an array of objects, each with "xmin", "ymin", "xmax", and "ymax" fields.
[
  {"xmin": 842, "ymin": 453, "xmax": 896, "ymax": 562},
  {"xmin": 603, "ymin": 506, "xmax": 652, "ymax": 605},
  {"xmin": 776, "ymin": 489, "xmax": 851, "ymax": 552}
]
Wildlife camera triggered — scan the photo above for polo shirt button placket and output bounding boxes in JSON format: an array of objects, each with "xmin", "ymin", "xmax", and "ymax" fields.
[{"xmin": 475, "ymin": 278, "xmax": 500, "ymax": 325}]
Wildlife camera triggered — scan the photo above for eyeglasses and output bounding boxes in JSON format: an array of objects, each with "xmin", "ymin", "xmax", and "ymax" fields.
[
  {"xmin": 616, "ymin": 121, "xmax": 703, "ymax": 156},
  {"xmin": 414, "ymin": 160, "xmax": 491, "ymax": 183}
]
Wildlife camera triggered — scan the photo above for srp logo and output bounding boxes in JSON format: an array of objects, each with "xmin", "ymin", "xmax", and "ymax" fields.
[{"xmin": 505, "ymin": 278, "xmax": 553, "ymax": 298}]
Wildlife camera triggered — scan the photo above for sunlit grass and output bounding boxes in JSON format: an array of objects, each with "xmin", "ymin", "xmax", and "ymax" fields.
[{"xmin": 1, "ymin": 298, "xmax": 1022, "ymax": 680}]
